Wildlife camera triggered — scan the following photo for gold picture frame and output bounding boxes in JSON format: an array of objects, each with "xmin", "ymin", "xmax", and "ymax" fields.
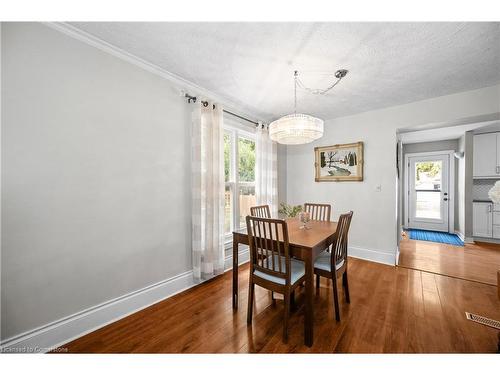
[{"xmin": 314, "ymin": 142, "xmax": 364, "ymax": 182}]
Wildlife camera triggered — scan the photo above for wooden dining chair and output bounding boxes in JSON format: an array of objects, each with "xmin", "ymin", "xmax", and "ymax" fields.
[
  {"xmin": 246, "ymin": 216, "xmax": 306, "ymax": 342},
  {"xmin": 250, "ymin": 205, "xmax": 271, "ymax": 218},
  {"xmin": 250, "ymin": 204, "xmax": 274, "ymax": 300},
  {"xmin": 314, "ymin": 211, "xmax": 353, "ymax": 321},
  {"xmin": 304, "ymin": 203, "xmax": 331, "ymax": 221}
]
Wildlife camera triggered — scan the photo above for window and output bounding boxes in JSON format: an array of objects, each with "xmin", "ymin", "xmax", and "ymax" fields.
[
  {"xmin": 414, "ymin": 160, "xmax": 442, "ymax": 219},
  {"xmin": 224, "ymin": 124, "xmax": 256, "ymax": 239}
]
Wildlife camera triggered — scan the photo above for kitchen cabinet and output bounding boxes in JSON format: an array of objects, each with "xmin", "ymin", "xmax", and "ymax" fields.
[
  {"xmin": 494, "ymin": 211, "xmax": 500, "ymax": 225},
  {"xmin": 473, "ymin": 133, "xmax": 500, "ymax": 178},
  {"xmin": 473, "ymin": 202, "xmax": 492, "ymax": 238},
  {"xmin": 493, "ymin": 211, "xmax": 500, "ymax": 239},
  {"xmin": 493, "ymin": 225, "xmax": 500, "ymax": 238}
]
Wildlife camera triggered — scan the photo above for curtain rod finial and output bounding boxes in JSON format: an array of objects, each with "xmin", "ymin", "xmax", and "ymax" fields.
[{"xmin": 184, "ymin": 92, "xmax": 197, "ymax": 103}]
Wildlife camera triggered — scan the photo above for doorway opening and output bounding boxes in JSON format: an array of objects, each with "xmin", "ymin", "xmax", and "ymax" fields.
[
  {"xmin": 396, "ymin": 124, "xmax": 500, "ymax": 286},
  {"xmin": 403, "ymin": 150, "xmax": 463, "ymax": 246},
  {"xmin": 404, "ymin": 150, "xmax": 460, "ymax": 245}
]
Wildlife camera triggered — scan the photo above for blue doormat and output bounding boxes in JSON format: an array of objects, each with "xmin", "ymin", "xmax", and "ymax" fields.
[{"xmin": 408, "ymin": 229, "xmax": 464, "ymax": 246}]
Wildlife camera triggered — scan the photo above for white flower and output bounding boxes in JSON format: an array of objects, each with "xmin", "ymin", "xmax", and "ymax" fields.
[{"xmin": 488, "ymin": 180, "xmax": 500, "ymax": 204}]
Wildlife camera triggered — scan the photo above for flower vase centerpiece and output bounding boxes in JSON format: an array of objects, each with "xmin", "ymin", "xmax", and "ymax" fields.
[{"xmin": 298, "ymin": 211, "xmax": 311, "ymax": 230}]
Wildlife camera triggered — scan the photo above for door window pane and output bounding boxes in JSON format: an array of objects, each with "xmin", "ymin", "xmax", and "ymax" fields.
[
  {"xmin": 415, "ymin": 161, "xmax": 442, "ymax": 190},
  {"xmin": 238, "ymin": 137, "xmax": 255, "ymax": 182},
  {"xmin": 415, "ymin": 191, "xmax": 441, "ymax": 219},
  {"xmin": 239, "ymin": 185, "xmax": 256, "ymax": 228}
]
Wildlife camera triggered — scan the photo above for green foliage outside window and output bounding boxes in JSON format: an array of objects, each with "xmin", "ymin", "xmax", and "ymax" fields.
[
  {"xmin": 416, "ymin": 161, "xmax": 441, "ymax": 181},
  {"xmin": 224, "ymin": 135, "xmax": 255, "ymax": 182},
  {"xmin": 238, "ymin": 138, "xmax": 255, "ymax": 182},
  {"xmin": 224, "ymin": 134, "xmax": 231, "ymax": 182}
]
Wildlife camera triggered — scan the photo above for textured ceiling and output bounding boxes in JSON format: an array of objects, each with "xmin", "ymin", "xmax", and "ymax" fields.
[{"xmin": 69, "ymin": 22, "xmax": 500, "ymax": 121}]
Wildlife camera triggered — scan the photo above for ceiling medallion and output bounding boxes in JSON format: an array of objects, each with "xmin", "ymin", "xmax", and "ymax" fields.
[{"xmin": 269, "ymin": 70, "xmax": 348, "ymax": 145}]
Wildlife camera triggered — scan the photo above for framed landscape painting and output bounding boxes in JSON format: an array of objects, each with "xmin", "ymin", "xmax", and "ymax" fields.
[{"xmin": 314, "ymin": 142, "xmax": 364, "ymax": 182}]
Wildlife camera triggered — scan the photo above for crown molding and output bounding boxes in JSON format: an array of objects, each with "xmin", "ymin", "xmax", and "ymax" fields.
[{"xmin": 43, "ymin": 22, "xmax": 267, "ymax": 124}]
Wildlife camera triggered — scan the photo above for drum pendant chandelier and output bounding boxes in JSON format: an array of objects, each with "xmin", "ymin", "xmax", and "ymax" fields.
[{"xmin": 269, "ymin": 70, "xmax": 347, "ymax": 145}]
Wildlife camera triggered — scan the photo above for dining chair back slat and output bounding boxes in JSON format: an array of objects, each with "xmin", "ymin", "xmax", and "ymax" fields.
[
  {"xmin": 250, "ymin": 205, "xmax": 271, "ymax": 218},
  {"xmin": 304, "ymin": 203, "xmax": 331, "ymax": 221},
  {"xmin": 332, "ymin": 211, "xmax": 353, "ymax": 266}
]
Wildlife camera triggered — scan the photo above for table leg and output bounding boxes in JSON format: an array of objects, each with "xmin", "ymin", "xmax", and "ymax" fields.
[
  {"xmin": 232, "ymin": 237, "xmax": 239, "ymax": 309},
  {"xmin": 304, "ymin": 252, "xmax": 314, "ymax": 347}
]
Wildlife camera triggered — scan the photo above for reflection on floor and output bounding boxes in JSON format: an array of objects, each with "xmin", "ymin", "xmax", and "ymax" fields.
[
  {"xmin": 398, "ymin": 236, "xmax": 500, "ymax": 285},
  {"xmin": 59, "ymin": 257, "xmax": 500, "ymax": 353}
]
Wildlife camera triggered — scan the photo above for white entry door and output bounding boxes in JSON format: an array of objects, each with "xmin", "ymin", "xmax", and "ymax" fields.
[{"xmin": 407, "ymin": 153, "xmax": 451, "ymax": 232}]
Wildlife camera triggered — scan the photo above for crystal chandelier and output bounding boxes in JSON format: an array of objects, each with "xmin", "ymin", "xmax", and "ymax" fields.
[{"xmin": 269, "ymin": 70, "xmax": 347, "ymax": 145}]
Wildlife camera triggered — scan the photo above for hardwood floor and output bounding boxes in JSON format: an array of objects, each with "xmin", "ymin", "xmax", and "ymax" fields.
[
  {"xmin": 59, "ymin": 257, "xmax": 500, "ymax": 353},
  {"xmin": 398, "ymin": 237, "xmax": 500, "ymax": 285}
]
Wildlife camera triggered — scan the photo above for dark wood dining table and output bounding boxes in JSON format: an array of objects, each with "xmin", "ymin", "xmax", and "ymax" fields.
[{"xmin": 232, "ymin": 217, "xmax": 338, "ymax": 347}]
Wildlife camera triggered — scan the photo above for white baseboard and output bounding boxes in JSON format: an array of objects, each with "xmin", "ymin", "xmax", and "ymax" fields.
[
  {"xmin": 0, "ymin": 270, "xmax": 196, "ymax": 353},
  {"xmin": 224, "ymin": 248, "xmax": 250, "ymax": 271},
  {"xmin": 0, "ymin": 246, "xmax": 252, "ymax": 354},
  {"xmin": 348, "ymin": 246, "xmax": 396, "ymax": 266},
  {"xmin": 472, "ymin": 236, "xmax": 500, "ymax": 244},
  {"xmin": 230, "ymin": 246, "xmax": 395, "ymax": 267},
  {"xmin": 454, "ymin": 231, "xmax": 465, "ymax": 242}
]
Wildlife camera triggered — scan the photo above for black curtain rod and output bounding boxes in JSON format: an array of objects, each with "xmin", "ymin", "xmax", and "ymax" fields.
[
  {"xmin": 184, "ymin": 93, "xmax": 262, "ymax": 127},
  {"xmin": 223, "ymin": 109, "xmax": 260, "ymax": 126}
]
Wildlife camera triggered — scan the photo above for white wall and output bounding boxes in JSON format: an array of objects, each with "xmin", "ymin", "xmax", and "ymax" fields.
[
  {"xmin": 1, "ymin": 22, "xmax": 196, "ymax": 340},
  {"xmin": 457, "ymin": 135, "xmax": 466, "ymax": 238},
  {"xmin": 0, "ymin": 22, "xmax": 3, "ymax": 344},
  {"xmin": 1, "ymin": 22, "xmax": 280, "ymax": 346},
  {"xmin": 1, "ymin": 22, "xmax": 270, "ymax": 345},
  {"xmin": 286, "ymin": 84, "xmax": 500, "ymax": 264},
  {"xmin": 464, "ymin": 131, "xmax": 475, "ymax": 239}
]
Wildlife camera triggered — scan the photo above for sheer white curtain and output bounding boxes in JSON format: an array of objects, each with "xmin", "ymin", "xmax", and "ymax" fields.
[
  {"xmin": 255, "ymin": 123, "xmax": 278, "ymax": 217},
  {"xmin": 191, "ymin": 101, "xmax": 225, "ymax": 281}
]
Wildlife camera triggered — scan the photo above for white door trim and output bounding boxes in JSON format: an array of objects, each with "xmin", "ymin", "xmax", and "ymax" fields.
[{"xmin": 404, "ymin": 150, "xmax": 455, "ymax": 233}]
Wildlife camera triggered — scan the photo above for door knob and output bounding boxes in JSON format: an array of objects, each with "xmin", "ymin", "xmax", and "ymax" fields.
[{"xmin": 443, "ymin": 198, "xmax": 448, "ymax": 201}]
